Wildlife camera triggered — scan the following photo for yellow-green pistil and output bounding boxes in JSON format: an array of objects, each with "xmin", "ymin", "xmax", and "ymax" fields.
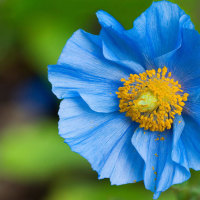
[{"xmin": 135, "ymin": 91, "xmax": 158, "ymax": 113}]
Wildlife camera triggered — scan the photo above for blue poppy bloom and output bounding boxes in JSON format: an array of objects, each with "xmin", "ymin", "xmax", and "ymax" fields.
[{"xmin": 48, "ymin": 1, "xmax": 200, "ymax": 199}]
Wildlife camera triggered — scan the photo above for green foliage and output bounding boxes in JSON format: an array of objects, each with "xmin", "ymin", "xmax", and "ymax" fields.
[
  {"xmin": 0, "ymin": 120, "xmax": 89, "ymax": 181},
  {"xmin": 45, "ymin": 181, "xmax": 176, "ymax": 200}
]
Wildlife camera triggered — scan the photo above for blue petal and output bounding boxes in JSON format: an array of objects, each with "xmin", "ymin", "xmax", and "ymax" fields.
[
  {"xmin": 155, "ymin": 28, "xmax": 200, "ymax": 88},
  {"xmin": 100, "ymin": 124, "xmax": 144, "ymax": 185},
  {"xmin": 181, "ymin": 114, "xmax": 200, "ymax": 170},
  {"xmin": 96, "ymin": 10, "xmax": 124, "ymax": 32},
  {"xmin": 58, "ymin": 29, "xmax": 102, "ymax": 64},
  {"xmin": 153, "ymin": 192, "xmax": 161, "ymax": 200},
  {"xmin": 100, "ymin": 27, "xmax": 145, "ymax": 73},
  {"xmin": 59, "ymin": 97, "xmax": 144, "ymax": 184},
  {"xmin": 126, "ymin": 1, "xmax": 194, "ymax": 68},
  {"xmin": 48, "ymin": 64, "xmax": 121, "ymax": 113},
  {"xmin": 132, "ymin": 115, "xmax": 190, "ymax": 198},
  {"xmin": 57, "ymin": 29, "xmax": 130, "ymax": 81},
  {"xmin": 48, "ymin": 29, "xmax": 133, "ymax": 113},
  {"xmin": 186, "ymin": 90, "xmax": 200, "ymax": 126},
  {"xmin": 96, "ymin": 11, "xmax": 145, "ymax": 73},
  {"xmin": 171, "ymin": 115, "xmax": 189, "ymax": 171}
]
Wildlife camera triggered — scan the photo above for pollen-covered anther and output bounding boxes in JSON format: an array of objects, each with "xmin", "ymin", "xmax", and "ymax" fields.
[{"xmin": 116, "ymin": 67, "xmax": 188, "ymax": 132}]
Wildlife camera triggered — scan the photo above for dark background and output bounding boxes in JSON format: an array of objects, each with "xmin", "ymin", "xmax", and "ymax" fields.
[{"xmin": 0, "ymin": 0, "xmax": 200, "ymax": 199}]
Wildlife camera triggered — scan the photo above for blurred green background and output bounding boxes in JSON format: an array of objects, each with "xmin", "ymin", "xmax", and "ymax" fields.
[{"xmin": 0, "ymin": 0, "xmax": 200, "ymax": 199}]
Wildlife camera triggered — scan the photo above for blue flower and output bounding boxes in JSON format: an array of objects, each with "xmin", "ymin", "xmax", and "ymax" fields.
[{"xmin": 48, "ymin": 1, "xmax": 200, "ymax": 199}]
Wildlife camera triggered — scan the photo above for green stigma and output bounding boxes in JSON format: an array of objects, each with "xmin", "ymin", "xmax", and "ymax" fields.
[{"xmin": 135, "ymin": 91, "xmax": 158, "ymax": 112}]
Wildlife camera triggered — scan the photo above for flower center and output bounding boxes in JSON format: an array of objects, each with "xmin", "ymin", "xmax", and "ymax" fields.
[{"xmin": 116, "ymin": 67, "xmax": 189, "ymax": 132}]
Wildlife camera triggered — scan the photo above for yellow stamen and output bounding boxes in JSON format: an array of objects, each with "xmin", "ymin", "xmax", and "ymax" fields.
[
  {"xmin": 116, "ymin": 67, "xmax": 188, "ymax": 132},
  {"xmin": 160, "ymin": 137, "xmax": 165, "ymax": 141}
]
